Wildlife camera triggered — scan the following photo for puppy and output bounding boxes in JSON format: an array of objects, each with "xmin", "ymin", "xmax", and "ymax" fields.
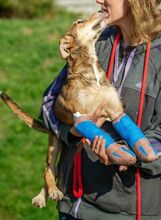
[{"xmin": 0, "ymin": 10, "xmax": 157, "ymax": 208}]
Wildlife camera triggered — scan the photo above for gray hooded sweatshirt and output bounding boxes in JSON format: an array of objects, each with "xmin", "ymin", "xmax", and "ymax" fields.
[{"xmin": 55, "ymin": 27, "xmax": 161, "ymax": 220}]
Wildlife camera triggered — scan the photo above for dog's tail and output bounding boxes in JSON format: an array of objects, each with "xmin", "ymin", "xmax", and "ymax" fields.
[{"xmin": 0, "ymin": 91, "xmax": 49, "ymax": 134}]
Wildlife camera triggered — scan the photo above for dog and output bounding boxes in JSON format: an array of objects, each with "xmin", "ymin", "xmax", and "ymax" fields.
[
  {"xmin": 0, "ymin": 11, "xmax": 126, "ymax": 208},
  {"xmin": 0, "ymin": 10, "xmax": 158, "ymax": 208}
]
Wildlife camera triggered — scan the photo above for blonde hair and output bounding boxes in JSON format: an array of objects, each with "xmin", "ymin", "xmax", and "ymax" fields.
[{"xmin": 128, "ymin": 0, "xmax": 161, "ymax": 44}]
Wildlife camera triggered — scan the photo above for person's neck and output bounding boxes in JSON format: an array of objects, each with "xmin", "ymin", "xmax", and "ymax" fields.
[
  {"xmin": 116, "ymin": 15, "xmax": 133, "ymax": 46},
  {"xmin": 120, "ymin": 26, "xmax": 143, "ymax": 46},
  {"xmin": 120, "ymin": 27, "xmax": 131, "ymax": 46}
]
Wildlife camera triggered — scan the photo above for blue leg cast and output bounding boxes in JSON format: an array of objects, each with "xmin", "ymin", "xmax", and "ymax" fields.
[
  {"xmin": 113, "ymin": 114, "xmax": 158, "ymax": 162},
  {"xmin": 75, "ymin": 120, "xmax": 136, "ymax": 165},
  {"xmin": 113, "ymin": 114, "xmax": 144, "ymax": 148},
  {"xmin": 75, "ymin": 120, "xmax": 114, "ymax": 148}
]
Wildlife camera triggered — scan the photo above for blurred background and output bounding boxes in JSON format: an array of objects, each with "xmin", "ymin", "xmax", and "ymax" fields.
[{"xmin": 0, "ymin": 0, "xmax": 99, "ymax": 220}]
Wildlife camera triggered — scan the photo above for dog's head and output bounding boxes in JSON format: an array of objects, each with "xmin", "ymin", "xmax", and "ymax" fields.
[{"xmin": 60, "ymin": 11, "xmax": 107, "ymax": 59}]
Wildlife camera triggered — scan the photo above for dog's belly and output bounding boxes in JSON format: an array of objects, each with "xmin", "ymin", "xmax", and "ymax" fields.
[
  {"xmin": 77, "ymin": 86, "xmax": 122, "ymax": 113},
  {"xmin": 76, "ymin": 87, "xmax": 107, "ymax": 111},
  {"xmin": 54, "ymin": 83, "xmax": 123, "ymax": 124}
]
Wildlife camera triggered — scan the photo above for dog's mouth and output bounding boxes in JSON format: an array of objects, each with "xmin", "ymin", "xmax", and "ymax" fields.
[
  {"xmin": 101, "ymin": 8, "xmax": 110, "ymax": 18},
  {"xmin": 92, "ymin": 10, "xmax": 109, "ymax": 31}
]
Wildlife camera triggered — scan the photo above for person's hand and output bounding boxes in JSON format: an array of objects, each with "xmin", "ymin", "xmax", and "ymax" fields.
[
  {"xmin": 91, "ymin": 136, "xmax": 110, "ymax": 165},
  {"xmin": 89, "ymin": 136, "xmax": 130, "ymax": 171},
  {"xmin": 70, "ymin": 103, "xmax": 107, "ymax": 137}
]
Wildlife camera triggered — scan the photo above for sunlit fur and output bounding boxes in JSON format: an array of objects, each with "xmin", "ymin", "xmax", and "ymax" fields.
[{"xmin": 128, "ymin": 0, "xmax": 161, "ymax": 44}]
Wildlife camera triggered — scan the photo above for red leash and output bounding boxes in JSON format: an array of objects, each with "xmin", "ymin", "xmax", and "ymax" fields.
[
  {"xmin": 73, "ymin": 138, "xmax": 85, "ymax": 198},
  {"xmin": 137, "ymin": 42, "xmax": 151, "ymax": 127},
  {"xmin": 73, "ymin": 152, "xmax": 83, "ymax": 198},
  {"xmin": 107, "ymin": 32, "xmax": 121, "ymax": 79},
  {"xmin": 135, "ymin": 42, "xmax": 151, "ymax": 220},
  {"xmin": 107, "ymin": 32, "xmax": 151, "ymax": 220}
]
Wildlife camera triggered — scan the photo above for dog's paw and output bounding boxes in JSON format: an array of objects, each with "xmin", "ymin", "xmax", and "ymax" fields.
[
  {"xmin": 134, "ymin": 138, "xmax": 158, "ymax": 162},
  {"xmin": 106, "ymin": 143, "xmax": 137, "ymax": 166},
  {"xmin": 32, "ymin": 194, "xmax": 46, "ymax": 208},
  {"xmin": 48, "ymin": 187, "xmax": 63, "ymax": 201}
]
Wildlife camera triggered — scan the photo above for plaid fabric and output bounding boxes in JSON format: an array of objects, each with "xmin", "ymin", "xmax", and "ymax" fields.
[{"xmin": 39, "ymin": 65, "xmax": 67, "ymax": 135}]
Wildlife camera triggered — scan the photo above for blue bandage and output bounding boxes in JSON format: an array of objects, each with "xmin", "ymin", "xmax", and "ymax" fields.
[
  {"xmin": 75, "ymin": 120, "xmax": 114, "ymax": 148},
  {"xmin": 113, "ymin": 114, "xmax": 144, "ymax": 149}
]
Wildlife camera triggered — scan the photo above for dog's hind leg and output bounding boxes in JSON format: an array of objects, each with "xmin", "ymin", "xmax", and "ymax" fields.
[
  {"xmin": 44, "ymin": 134, "xmax": 63, "ymax": 201},
  {"xmin": 32, "ymin": 185, "xmax": 48, "ymax": 208},
  {"xmin": 32, "ymin": 134, "xmax": 63, "ymax": 208}
]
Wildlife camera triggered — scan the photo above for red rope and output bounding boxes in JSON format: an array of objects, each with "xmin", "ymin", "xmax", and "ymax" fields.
[
  {"xmin": 137, "ymin": 42, "xmax": 151, "ymax": 127},
  {"xmin": 73, "ymin": 152, "xmax": 83, "ymax": 198},
  {"xmin": 73, "ymin": 138, "xmax": 85, "ymax": 198},
  {"xmin": 107, "ymin": 32, "xmax": 121, "ymax": 80},
  {"xmin": 135, "ymin": 42, "xmax": 151, "ymax": 220}
]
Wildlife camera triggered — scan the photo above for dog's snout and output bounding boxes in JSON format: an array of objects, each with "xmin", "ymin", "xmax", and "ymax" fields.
[
  {"xmin": 98, "ymin": 10, "xmax": 104, "ymax": 14},
  {"xmin": 92, "ymin": 22, "xmax": 101, "ymax": 31}
]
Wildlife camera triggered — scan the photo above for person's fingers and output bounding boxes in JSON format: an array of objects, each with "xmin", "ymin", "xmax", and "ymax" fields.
[
  {"xmin": 74, "ymin": 105, "xmax": 107, "ymax": 126},
  {"xmin": 92, "ymin": 136, "xmax": 98, "ymax": 151},
  {"xmin": 119, "ymin": 165, "xmax": 128, "ymax": 172},
  {"xmin": 85, "ymin": 139, "xmax": 91, "ymax": 145},
  {"xmin": 93, "ymin": 136, "xmax": 104, "ymax": 154},
  {"xmin": 96, "ymin": 117, "xmax": 106, "ymax": 127},
  {"xmin": 99, "ymin": 157, "xmax": 112, "ymax": 165},
  {"xmin": 93, "ymin": 102, "xmax": 106, "ymax": 118},
  {"xmin": 74, "ymin": 113, "xmax": 92, "ymax": 125},
  {"xmin": 98, "ymin": 139, "xmax": 109, "ymax": 165}
]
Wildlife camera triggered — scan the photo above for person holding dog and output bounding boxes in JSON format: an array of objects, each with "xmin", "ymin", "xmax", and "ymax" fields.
[{"xmin": 40, "ymin": 0, "xmax": 161, "ymax": 219}]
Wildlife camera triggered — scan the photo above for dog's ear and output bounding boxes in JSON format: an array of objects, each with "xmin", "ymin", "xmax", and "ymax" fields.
[{"xmin": 60, "ymin": 35, "xmax": 75, "ymax": 59}]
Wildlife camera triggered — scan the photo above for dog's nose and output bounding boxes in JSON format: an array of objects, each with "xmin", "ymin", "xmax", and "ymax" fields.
[{"xmin": 98, "ymin": 10, "xmax": 104, "ymax": 13}]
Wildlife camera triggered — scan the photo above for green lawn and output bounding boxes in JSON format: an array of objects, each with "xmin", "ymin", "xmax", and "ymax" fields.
[{"xmin": 0, "ymin": 11, "xmax": 81, "ymax": 220}]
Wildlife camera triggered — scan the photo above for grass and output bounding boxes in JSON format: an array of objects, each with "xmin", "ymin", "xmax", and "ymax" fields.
[{"xmin": 0, "ymin": 11, "xmax": 81, "ymax": 220}]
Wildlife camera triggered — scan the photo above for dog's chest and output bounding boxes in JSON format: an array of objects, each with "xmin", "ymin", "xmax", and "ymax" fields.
[{"xmin": 60, "ymin": 82, "xmax": 111, "ymax": 114}]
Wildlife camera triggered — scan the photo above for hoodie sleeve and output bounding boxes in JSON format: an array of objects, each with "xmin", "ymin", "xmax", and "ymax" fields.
[{"xmin": 136, "ymin": 85, "xmax": 161, "ymax": 175}]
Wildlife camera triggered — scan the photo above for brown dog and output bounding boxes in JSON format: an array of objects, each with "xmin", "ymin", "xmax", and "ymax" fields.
[{"xmin": 0, "ymin": 10, "xmax": 157, "ymax": 208}]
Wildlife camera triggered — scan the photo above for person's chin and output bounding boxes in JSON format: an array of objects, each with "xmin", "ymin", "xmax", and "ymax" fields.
[
  {"xmin": 106, "ymin": 20, "xmax": 113, "ymax": 26},
  {"xmin": 105, "ymin": 17, "xmax": 114, "ymax": 26}
]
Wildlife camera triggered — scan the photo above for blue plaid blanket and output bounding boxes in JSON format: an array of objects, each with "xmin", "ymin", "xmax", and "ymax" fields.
[{"xmin": 39, "ymin": 65, "xmax": 67, "ymax": 135}]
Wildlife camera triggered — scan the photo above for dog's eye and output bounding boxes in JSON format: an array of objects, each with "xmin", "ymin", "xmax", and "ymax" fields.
[
  {"xmin": 73, "ymin": 19, "xmax": 84, "ymax": 25},
  {"xmin": 76, "ymin": 19, "xmax": 84, "ymax": 24}
]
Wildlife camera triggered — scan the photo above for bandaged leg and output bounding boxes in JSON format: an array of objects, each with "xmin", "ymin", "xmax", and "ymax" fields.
[
  {"xmin": 113, "ymin": 114, "xmax": 158, "ymax": 162},
  {"xmin": 75, "ymin": 120, "xmax": 136, "ymax": 165}
]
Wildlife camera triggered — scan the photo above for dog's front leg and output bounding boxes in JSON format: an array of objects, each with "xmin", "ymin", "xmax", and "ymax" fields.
[{"xmin": 44, "ymin": 134, "xmax": 63, "ymax": 201}]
